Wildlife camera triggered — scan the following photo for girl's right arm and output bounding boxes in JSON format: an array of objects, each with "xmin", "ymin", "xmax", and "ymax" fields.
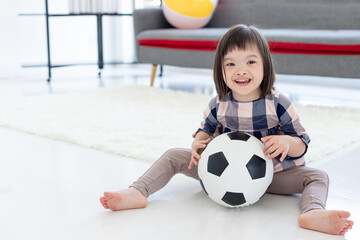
[
  {"xmin": 189, "ymin": 96, "xmax": 219, "ymax": 169},
  {"xmin": 188, "ymin": 131, "xmax": 212, "ymax": 169}
]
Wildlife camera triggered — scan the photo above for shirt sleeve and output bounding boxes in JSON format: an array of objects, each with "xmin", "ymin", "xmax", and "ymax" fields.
[
  {"xmin": 277, "ymin": 93, "xmax": 311, "ymax": 160},
  {"xmin": 194, "ymin": 96, "xmax": 219, "ymax": 137}
]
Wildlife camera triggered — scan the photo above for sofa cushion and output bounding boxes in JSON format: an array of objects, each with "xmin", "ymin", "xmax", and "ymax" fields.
[
  {"xmin": 208, "ymin": 0, "xmax": 360, "ymax": 30},
  {"xmin": 137, "ymin": 28, "xmax": 360, "ymax": 55},
  {"xmin": 138, "ymin": 28, "xmax": 227, "ymax": 41}
]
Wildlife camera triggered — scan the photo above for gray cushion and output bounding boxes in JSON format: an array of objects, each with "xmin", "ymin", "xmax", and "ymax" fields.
[
  {"xmin": 137, "ymin": 28, "xmax": 227, "ymax": 41},
  {"xmin": 138, "ymin": 28, "xmax": 360, "ymax": 45},
  {"xmin": 208, "ymin": 0, "xmax": 360, "ymax": 30},
  {"xmin": 261, "ymin": 29, "xmax": 360, "ymax": 45}
]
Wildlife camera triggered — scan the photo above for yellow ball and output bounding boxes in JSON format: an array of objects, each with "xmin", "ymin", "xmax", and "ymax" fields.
[{"xmin": 163, "ymin": 0, "xmax": 218, "ymax": 29}]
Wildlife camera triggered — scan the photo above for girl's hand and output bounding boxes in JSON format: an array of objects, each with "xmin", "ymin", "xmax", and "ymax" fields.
[
  {"xmin": 261, "ymin": 135, "xmax": 291, "ymax": 161},
  {"xmin": 188, "ymin": 138, "xmax": 212, "ymax": 169}
]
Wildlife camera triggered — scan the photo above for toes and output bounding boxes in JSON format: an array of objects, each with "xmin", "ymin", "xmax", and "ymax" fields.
[
  {"xmin": 338, "ymin": 210, "xmax": 351, "ymax": 219},
  {"xmin": 100, "ymin": 196, "xmax": 110, "ymax": 209},
  {"xmin": 344, "ymin": 222, "xmax": 353, "ymax": 230},
  {"xmin": 339, "ymin": 226, "xmax": 348, "ymax": 235},
  {"xmin": 100, "ymin": 196, "xmax": 106, "ymax": 203},
  {"xmin": 340, "ymin": 220, "xmax": 353, "ymax": 234},
  {"xmin": 345, "ymin": 219, "xmax": 354, "ymax": 226},
  {"xmin": 101, "ymin": 201, "xmax": 109, "ymax": 209},
  {"xmin": 104, "ymin": 192, "xmax": 113, "ymax": 198}
]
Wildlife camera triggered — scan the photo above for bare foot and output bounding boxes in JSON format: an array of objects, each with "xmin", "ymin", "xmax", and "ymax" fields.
[
  {"xmin": 298, "ymin": 210, "xmax": 354, "ymax": 235},
  {"xmin": 99, "ymin": 187, "xmax": 148, "ymax": 211}
]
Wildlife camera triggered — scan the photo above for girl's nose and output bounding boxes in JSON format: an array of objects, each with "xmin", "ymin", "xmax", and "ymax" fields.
[{"xmin": 236, "ymin": 67, "xmax": 247, "ymax": 76}]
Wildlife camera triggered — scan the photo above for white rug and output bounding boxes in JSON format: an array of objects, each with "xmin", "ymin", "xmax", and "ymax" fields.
[{"xmin": 0, "ymin": 85, "xmax": 359, "ymax": 164}]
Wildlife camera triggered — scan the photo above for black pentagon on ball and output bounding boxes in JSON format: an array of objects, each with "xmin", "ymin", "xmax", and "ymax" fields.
[
  {"xmin": 246, "ymin": 154, "xmax": 267, "ymax": 179},
  {"xmin": 227, "ymin": 131, "xmax": 251, "ymax": 141},
  {"xmin": 207, "ymin": 152, "xmax": 229, "ymax": 177},
  {"xmin": 221, "ymin": 191, "xmax": 246, "ymax": 206}
]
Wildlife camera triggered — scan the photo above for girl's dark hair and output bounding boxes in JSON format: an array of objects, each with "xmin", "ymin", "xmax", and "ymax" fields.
[{"xmin": 213, "ymin": 24, "xmax": 276, "ymax": 100}]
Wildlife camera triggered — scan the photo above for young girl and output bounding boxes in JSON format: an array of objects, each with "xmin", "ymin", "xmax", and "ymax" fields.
[{"xmin": 100, "ymin": 24, "xmax": 353, "ymax": 235}]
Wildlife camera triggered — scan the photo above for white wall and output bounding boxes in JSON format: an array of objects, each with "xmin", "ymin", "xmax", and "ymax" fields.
[{"xmin": 0, "ymin": 0, "xmax": 136, "ymax": 79}]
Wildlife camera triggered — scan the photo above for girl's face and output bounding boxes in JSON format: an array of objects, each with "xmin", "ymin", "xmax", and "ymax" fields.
[{"xmin": 223, "ymin": 45, "xmax": 264, "ymax": 102}]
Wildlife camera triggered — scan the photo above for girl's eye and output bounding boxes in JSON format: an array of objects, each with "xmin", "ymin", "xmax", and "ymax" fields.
[
  {"xmin": 248, "ymin": 60, "xmax": 256, "ymax": 64},
  {"xmin": 225, "ymin": 63, "xmax": 235, "ymax": 67}
]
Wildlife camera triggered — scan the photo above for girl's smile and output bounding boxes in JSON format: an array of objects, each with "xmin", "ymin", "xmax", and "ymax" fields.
[
  {"xmin": 223, "ymin": 45, "xmax": 264, "ymax": 102},
  {"xmin": 234, "ymin": 77, "xmax": 251, "ymax": 86}
]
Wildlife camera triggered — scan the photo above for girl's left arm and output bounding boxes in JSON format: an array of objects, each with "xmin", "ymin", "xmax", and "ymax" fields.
[
  {"xmin": 268, "ymin": 91, "xmax": 310, "ymax": 161},
  {"xmin": 261, "ymin": 135, "xmax": 306, "ymax": 162}
]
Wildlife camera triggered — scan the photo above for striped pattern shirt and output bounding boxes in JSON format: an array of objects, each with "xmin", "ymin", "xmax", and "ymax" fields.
[{"xmin": 196, "ymin": 88, "xmax": 310, "ymax": 172}]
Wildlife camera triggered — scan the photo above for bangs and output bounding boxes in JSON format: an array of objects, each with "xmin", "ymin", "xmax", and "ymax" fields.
[{"xmin": 220, "ymin": 27, "xmax": 258, "ymax": 57}]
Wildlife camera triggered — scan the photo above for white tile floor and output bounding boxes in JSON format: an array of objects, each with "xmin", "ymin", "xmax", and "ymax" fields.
[
  {"xmin": 0, "ymin": 64, "xmax": 359, "ymax": 240},
  {"xmin": 0, "ymin": 127, "xmax": 359, "ymax": 240}
]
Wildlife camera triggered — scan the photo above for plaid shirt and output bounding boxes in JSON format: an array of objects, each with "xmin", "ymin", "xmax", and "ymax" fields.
[{"xmin": 196, "ymin": 88, "xmax": 310, "ymax": 172}]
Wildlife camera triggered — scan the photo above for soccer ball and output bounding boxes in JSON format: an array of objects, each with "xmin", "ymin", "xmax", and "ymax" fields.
[
  {"xmin": 162, "ymin": 0, "xmax": 218, "ymax": 29},
  {"xmin": 198, "ymin": 132, "xmax": 274, "ymax": 208}
]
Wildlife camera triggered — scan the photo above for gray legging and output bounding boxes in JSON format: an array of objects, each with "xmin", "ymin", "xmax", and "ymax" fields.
[{"xmin": 130, "ymin": 148, "xmax": 329, "ymax": 213}]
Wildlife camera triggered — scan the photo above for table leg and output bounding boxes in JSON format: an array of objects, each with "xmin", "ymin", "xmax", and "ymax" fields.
[
  {"xmin": 96, "ymin": 14, "xmax": 104, "ymax": 76},
  {"xmin": 45, "ymin": 0, "xmax": 52, "ymax": 82}
]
